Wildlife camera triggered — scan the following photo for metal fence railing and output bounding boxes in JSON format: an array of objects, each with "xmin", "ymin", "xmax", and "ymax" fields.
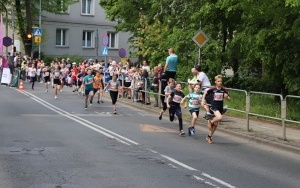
[{"xmin": 123, "ymin": 78, "xmax": 299, "ymax": 141}]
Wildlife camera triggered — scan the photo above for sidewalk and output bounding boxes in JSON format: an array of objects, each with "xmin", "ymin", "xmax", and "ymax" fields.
[{"xmin": 114, "ymin": 96, "xmax": 300, "ymax": 155}]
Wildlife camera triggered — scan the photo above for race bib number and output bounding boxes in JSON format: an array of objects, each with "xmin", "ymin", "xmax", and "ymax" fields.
[
  {"xmin": 214, "ymin": 93, "xmax": 224, "ymax": 101},
  {"xmin": 54, "ymin": 72, "xmax": 60, "ymax": 77},
  {"xmin": 110, "ymin": 83, "xmax": 117, "ymax": 89},
  {"xmin": 173, "ymin": 95, "xmax": 182, "ymax": 103},
  {"xmin": 192, "ymin": 101, "xmax": 200, "ymax": 105}
]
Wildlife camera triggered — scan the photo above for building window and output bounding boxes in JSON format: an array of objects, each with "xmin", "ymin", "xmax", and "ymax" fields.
[
  {"xmin": 82, "ymin": 31, "xmax": 94, "ymax": 47},
  {"xmin": 108, "ymin": 32, "xmax": 117, "ymax": 48},
  {"xmin": 81, "ymin": 0, "xmax": 93, "ymax": 15},
  {"xmin": 56, "ymin": 29, "xmax": 67, "ymax": 46}
]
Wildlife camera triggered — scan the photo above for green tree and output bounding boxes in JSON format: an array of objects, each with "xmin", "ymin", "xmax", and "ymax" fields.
[
  {"xmin": 99, "ymin": 0, "xmax": 300, "ymax": 95},
  {"xmin": 0, "ymin": 0, "xmax": 75, "ymax": 56}
]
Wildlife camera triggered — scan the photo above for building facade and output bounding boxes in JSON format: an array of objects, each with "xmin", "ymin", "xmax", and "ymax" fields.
[{"xmin": 41, "ymin": 0, "xmax": 133, "ymax": 61}]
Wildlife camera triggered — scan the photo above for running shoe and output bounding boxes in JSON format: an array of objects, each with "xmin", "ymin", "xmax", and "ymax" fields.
[
  {"xmin": 188, "ymin": 127, "xmax": 191, "ymax": 136},
  {"xmin": 190, "ymin": 127, "xmax": 195, "ymax": 136},
  {"xmin": 203, "ymin": 111, "xmax": 213, "ymax": 120},
  {"xmin": 100, "ymin": 100, "xmax": 104, "ymax": 103},
  {"xmin": 55, "ymin": 95, "xmax": 57, "ymax": 99},
  {"xmin": 90, "ymin": 100, "xmax": 93, "ymax": 105},
  {"xmin": 179, "ymin": 130, "xmax": 185, "ymax": 136},
  {"xmin": 159, "ymin": 115, "xmax": 162, "ymax": 120},
  {"xmin": 222, "ymin": 105, "xmax": 228, "ymax": 114},
  {"xmin": 97, "ymin": 100, "xmax": 100, "ymax": 104},
  {"xmin": 113, "ymin": 111, "xmax": 117, "ymax": 114},
  {"xmin": 85, "ymin": 104, "xmax": 88, "ymax": 109},
  {"xmin": 206, "ymin": 136, "xmax": 213, "ymax": 144}
]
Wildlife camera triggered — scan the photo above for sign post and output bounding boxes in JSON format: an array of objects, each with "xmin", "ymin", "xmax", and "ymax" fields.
[
  {"xmin": 192, "ymin": 29, "xmax": 209, "ymax": 66},
  {"xmin": 102, "ymin": 34, "xmax": 109, "ymax": 65},
  {"xmin": 33, "ymin": 28, "xmax": 42, "ymax": 57},
  {"xmin": 2, "ymin": 36, "xmax": 12, "ymax": 47},
  {"xmin": 118, "ymin": 48, "xmax": 126, "ymax": 58}
]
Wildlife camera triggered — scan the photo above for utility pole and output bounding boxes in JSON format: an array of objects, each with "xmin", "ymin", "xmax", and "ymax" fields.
[
  {"xmin": 198, "ymin": 21, "xmax": 202, "ymax": 66},
  {"xmin": 38, "ymin": 0, "xmax": 41, "ymax": 59}
]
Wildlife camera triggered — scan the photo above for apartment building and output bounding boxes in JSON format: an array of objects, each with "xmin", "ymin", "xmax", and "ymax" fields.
[{"xmin": 41, "ymin": 0, "xmax": 133, "ymax": 61}]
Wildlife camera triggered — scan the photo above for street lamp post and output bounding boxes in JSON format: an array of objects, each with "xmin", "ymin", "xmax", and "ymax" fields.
[{"xmin": 38, "ymin": 0, "xmax": 41, "ymax": 59}]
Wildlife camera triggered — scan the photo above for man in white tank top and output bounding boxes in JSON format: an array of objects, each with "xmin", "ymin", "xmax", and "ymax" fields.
[{"xmin": 194, "ymin": 65, "xmax": 211, "ymax": 92}]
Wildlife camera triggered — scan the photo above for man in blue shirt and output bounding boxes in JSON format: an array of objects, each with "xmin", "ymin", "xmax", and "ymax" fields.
[{"xmin": 164, "ymin": 48, "xmax": 178, "ymax": 81}]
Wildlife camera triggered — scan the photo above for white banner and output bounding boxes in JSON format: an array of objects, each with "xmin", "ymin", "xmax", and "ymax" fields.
[{"xmin": 1, "ymin": 68, "xmax": 11, "ymax": 84}]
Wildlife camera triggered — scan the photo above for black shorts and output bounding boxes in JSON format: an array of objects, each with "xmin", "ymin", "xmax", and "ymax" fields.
[
  {"xmin": 93, "ymin": 88, "xmax": 102, "ymax": 94},
  {"xmin": 85, "ymin": 88, "xmax": 94, "ymax": 96},
  {"xmin": 53, "ymin": 79, "xmax": 61, "ymax": 85},
  {"xmin": 189, "ymin": 109, "xmax": 199, "ymax": 117},
  {"xmin": 44, "ymin": 76, "xmax": 50, "ymax": 83},
  {"xmin": 124, "ymin": 82, "xmax": 131, "ymax": 88},
  {"xmin": 209, "ymin": 107, "xmax": 224, "ymax": 114},
  {"xmin": 165, "ymin": 71, "xmax": 176, "ymax": 81}
]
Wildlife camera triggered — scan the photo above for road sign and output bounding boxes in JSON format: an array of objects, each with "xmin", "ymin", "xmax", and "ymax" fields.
[
  {"xmin": 34, "ymin": 36, "xmax": 42, "ymax": 43},
  {"xmin": 2, "ymin": 36, "xmax": 12, "ymax": 47},
  {"xmin": 102, "ymin": 46, "xmax": 108, "ymax": 56},
  {"xmin": 102, "ymin": 34, "xmax": 108, "ymax": 46},
  {"xmin": 33, "ymin": 28, "xmax": 42, "ymax": 36},
  {"xmin": 118, "ymin": 48, "xmax": 126, "ymax": 58},
  {"xmin": 192, "ymin": 30, "xmax": 209, "ymax": 48}
]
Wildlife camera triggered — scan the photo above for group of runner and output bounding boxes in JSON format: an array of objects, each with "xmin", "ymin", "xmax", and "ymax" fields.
[
  {"xmin": 24, "ymin": 56, "xmax": 230, "ymax": 144},
  {"xmin": 159, "ymin": 65, "xmax": 230, "ymax": 144}
]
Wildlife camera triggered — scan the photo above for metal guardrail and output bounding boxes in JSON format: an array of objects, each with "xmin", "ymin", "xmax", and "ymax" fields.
[{"xmin": 126, "ymin": 78, "xmax": 300, "ymax": 141}]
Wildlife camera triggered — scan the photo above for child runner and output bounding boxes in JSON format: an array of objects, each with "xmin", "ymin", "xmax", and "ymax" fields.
[
  {"xmin": 181, "ymin": 83, "xmax": 202, "ymax": 136},
  {"xmin": 92, "ymin": 70, "xmax": 104, "ymax": 104},
  {"xmin": 43, "ymin": 66, "xmax": 51, "ymax": 92},
  {"xmin": 52, "ymin": 64, "xmax": 62, "ymax": 99},
  {"xmin": 167, "ymin": 83, "xmax": 185, "ymax": 136},
  {"xmin": 159, "ymin": 78, "xmax": 175, "ymax": 120},
  {"xmin": 83, "ymin": 69, "xmax": 94, "ymax": 109},
  {"xmin": 77, "ymin": 68, "xmax": 85, "ymax": 96},
  {"xmin": 201, "ymin": 75, "xmax": 230, "ymax": 144},
  {"xmin": 28, "ymin": 63, "xmax": 37, "ymax": 90},
  {"xmin": 104, "ymin": 74, "xmax": 120, "ymax": 114}
]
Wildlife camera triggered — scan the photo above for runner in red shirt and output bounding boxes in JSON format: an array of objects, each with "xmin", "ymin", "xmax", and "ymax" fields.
[{"xmin": 70, "ymin": 62, "xmax": 79, "ymax": 92}]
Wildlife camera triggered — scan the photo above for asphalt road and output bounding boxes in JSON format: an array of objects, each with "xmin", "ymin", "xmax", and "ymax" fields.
[{"xmin": 0, "ymin": 84, "xmax": 299, "ymax": 188}]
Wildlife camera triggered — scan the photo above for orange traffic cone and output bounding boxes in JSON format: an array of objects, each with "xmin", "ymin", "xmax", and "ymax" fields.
[{"xmin": 19, "ymin": 80, "xmax": 24, "ymax": 90}]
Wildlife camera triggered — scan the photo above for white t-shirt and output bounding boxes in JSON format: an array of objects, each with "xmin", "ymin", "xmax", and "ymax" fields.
[
  {"xmin": 28, "ymin": 68, "xmax": 37, "ymax": 77},
  {"xmin": 142, "ymin": 65, "xmax": 150, "ymax": 73},
  {"xmin": 196, "ymin": 72, "xmax": 211, "ymax": 88}
]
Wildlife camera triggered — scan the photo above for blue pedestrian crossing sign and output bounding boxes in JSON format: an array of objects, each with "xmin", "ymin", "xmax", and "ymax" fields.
[
  {"xmin": 33, "ymin": 28, "xmax": 42, "ymax": 36},
  {"xmin": 102, "ymin": 46, "xmax": 108, "ymax": 56}
]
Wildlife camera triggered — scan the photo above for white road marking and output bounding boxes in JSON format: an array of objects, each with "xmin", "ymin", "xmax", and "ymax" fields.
[
  {"xmin": 193, "ymin": 175, "xmax": 219, "ymax": 188},
  {"xmin": 202, "ymin": 173, "xmax": 236, "ymax": 188},
  {"xmin": 18, "ymin": 90, "xmax": 236, "ymax": 188}
]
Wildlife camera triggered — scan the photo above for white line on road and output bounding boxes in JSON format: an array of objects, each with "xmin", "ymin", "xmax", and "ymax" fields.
[
  {"xmin": 18, "ymin": 90, "xmax": 236, "ymax": 188},
  {"xmin": 193, "ymin": 175, "xmax": 220, "ymax": 188},
  {"xmin": 160, "ymin": 154, "xmax": 198, "ymax": 171},
  {"xmin": 202, "ymin": 173, "xmax": 236, "ymax": 188}
]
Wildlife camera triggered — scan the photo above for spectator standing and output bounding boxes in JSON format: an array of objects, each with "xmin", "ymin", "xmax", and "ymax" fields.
[
  {"xmin": 164, "ymin": 48, "xmax": 178, "ymax": 81},
  {"xmin": 194, "ymin": 65, "xmax": 211, "ymax": 92}
]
